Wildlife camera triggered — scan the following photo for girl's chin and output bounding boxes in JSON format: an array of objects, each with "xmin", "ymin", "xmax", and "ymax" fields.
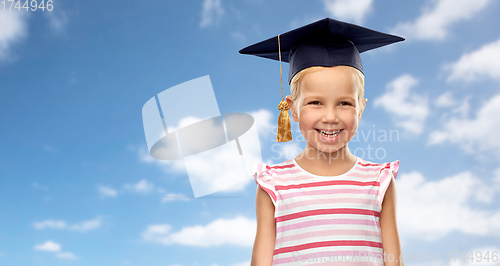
[
  {"xmin": 319, "ymin": 146, "xmax": 345, "ymax": 154},
  {"xmin": 306, "ymin": 143, "xmax": 347, "ymax": 154}
]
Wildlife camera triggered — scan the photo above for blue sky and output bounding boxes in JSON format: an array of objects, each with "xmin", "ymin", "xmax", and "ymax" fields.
[{"xmin": 1, "ymin": 0, "xmax": 500, "ymax": 265}]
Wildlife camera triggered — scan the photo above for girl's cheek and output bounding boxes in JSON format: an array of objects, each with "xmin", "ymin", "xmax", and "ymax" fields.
[{"xmin": 339, "ymin": 111, "xmax": 357, "ymax": 122}]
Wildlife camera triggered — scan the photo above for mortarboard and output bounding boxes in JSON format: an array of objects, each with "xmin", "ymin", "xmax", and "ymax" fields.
[{"xmin": 239, "ymin": 17, "xmax": 404, "ymax": 142}]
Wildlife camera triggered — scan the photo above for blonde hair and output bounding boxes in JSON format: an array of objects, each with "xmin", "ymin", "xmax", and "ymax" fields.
[{"xmin": 290, "ymin": 65, "xmax": 365, "ymax": 109}]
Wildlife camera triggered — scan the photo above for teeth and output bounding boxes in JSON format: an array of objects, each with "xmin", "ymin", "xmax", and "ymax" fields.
[{"xmin": 319, "ymin": 129, "xmax": 341, "ymax": 137}]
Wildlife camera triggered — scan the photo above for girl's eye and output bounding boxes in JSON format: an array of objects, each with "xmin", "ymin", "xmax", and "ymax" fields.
[
  {"xmin": 308, "ymin": 101, "xmax": 321, "ymax": 105},
  {"xmin": 339, "ymin": 101, "xmax": 352, "ymax": 106}
]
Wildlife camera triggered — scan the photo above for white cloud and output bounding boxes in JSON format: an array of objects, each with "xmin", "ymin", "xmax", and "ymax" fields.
[
  {"xmin": 123, "ymin": 179, "xmax": 155, "ymax": 194},
  {"xmin": 33, "ymin": 220, "xmax": 67, "ymax": 230},
  {"xmin": 0, "ymin": 10, "xmax": 29, "ymax": 62},
  {"xmin": 162, "ymin": 193, "xmax": 191, "ymax": 202},
  {"xmin": 323, "ymin": 0, "xmax": 373, "ymax": 24},
  {"xmin": 68, "ymin": 218, "xmax": 101, "ymax": 232},
  {"xmin": 44, "ymin": 7, "xmax": 69, "ymax": 33},
  {"xmin": 445, "ymin": 38, "xmax": 500, "ymax": 82},
  {"xmin": 434, "ymin": 91, "xmax": 471, "ymax": 119},
  {"xmin": 249, "ymin": 109, "xmax": 273, "ymax": 138},
  {"xmin": 56, "ymin": 252, "xmax": 76, "ymax": 260},
  {"xmin": 142, "ymin": 216, "xmax": 255, "ymax": 247},
  {"xmin": 34, "ymin": 241, "xmax": 61, "ymax": 252},
  {"xmin": 494, "ymin": 168, "xmax": 500, "ymax": 191},
  {"xmin": 398, "ymin": 170, "xmax": 500, "ymax": 242},
  {"xmin": 32, "ymin": 217, "xmax": 101, "ymax": 232},
  {"xmin": 452, "ymin": 97, "xmax": 471, "ymax": 119},
  {"xmin": 435, "ymin": 91, "xmax": 456, "ymax": 107},
  {"xmin": 97, "ymin": 185, "xmax": 118, "ymax": 198},
  {"xmin": 429, "ymin": 93, "xmax": 500, "ymax": 159},
  {"xmin": 391, "ymin": 0, "xmax": 492, "ymax": 41},
  {"xmin": 34, "ymin": 241, "xmax": 78, "ymax": 260},
  {"xmin": 374, "ymin": 74, "xmax": 429, "ymax": 134},
  {"xmin": 200, "ymin": 0, "xmax": 224, "ymax": 28}
]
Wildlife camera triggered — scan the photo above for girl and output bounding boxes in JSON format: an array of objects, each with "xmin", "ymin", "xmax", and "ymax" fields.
[{"xmin": 240, "ymin": 18, "xmax": 404, "ymax": 266}]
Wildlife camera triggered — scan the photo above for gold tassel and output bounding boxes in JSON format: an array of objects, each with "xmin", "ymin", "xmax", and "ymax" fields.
[
  {"xmin": 276, "ymin": 34, "xmax": 292, "ymax": 142},
  {"xmin": 277, "ymin": 100, "xmax": 292, "ymax": 142}
]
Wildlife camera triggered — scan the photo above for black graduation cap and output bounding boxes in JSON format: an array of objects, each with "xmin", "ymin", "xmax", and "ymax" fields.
[{"xmin": 239, "ymin": 17, "xmax": 404, "ymax": 85}]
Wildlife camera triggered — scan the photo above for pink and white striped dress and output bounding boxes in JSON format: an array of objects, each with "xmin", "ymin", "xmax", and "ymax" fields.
[{"xmin": 251, "ymin": 157, "xmax": 399, "ymax": 266}]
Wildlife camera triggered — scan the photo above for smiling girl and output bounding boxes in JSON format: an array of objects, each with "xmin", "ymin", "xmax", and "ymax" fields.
[{"xmin": 240, "ymin": 18, "xmax": 405, "ymax": 266}]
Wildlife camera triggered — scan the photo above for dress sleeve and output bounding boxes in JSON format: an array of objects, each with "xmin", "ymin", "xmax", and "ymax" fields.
[
  {"xmin": 251, "ymin": 162, "xmax": 277, "ymax": 207},
  {"xmin": 378, "ymin": 160, "xmax": 399, "ymax": 206}
]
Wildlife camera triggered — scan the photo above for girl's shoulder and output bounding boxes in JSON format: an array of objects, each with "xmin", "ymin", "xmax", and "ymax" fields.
[
  {"xmin": 250, "ymin": 159, "xmax": 295, "ymax": 178},
  {"xmin": 250, "ymin": 159, "xmax": 293, "ymax": 207},
  {"xmin": 359, "ymin": 158, "xmax": 400, "ymax": 206},
  {"xmin": 358, "ymin": 157, "xmax": 400, "ymax": 179}
]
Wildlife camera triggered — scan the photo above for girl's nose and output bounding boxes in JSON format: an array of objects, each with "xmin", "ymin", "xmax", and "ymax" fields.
[{"xmin": 321, "ymin": 108, "xmax": 339, "ymax": 123}]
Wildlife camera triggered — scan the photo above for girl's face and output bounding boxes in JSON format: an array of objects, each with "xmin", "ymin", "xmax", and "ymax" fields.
[{"xmin": 287, "ymin": 66, "xmax": 366, "ymax": 154}]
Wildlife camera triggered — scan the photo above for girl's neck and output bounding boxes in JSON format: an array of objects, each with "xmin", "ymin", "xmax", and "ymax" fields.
[{"xmin": 295, "ymin": 144, "xmax": 357, "ymax": 176}]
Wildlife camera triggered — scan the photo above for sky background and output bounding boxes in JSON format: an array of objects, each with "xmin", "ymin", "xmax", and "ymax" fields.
[{"xmin": 1, "ymin": 0, "xmax": 500, "ymax": 265}]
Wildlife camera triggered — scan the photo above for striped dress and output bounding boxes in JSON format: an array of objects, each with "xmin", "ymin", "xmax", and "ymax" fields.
[{"xmin": 251, "ymin": 156, "xmax": 399, "ymax": 266}]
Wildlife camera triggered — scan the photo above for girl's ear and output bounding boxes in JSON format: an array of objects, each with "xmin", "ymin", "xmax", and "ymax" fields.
[
  {"xmin": 286, "ymin": 95, "xmax": 299, "ymax": 122},
  {"xmin": 358, "ymin": 98, "xmax": 368, "ymax": 122}
]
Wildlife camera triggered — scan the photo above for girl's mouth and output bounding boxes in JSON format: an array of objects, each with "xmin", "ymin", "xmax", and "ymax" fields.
[{"xmin": 315, "ymin": 129, "xmax": 343, "ymax": 139}]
